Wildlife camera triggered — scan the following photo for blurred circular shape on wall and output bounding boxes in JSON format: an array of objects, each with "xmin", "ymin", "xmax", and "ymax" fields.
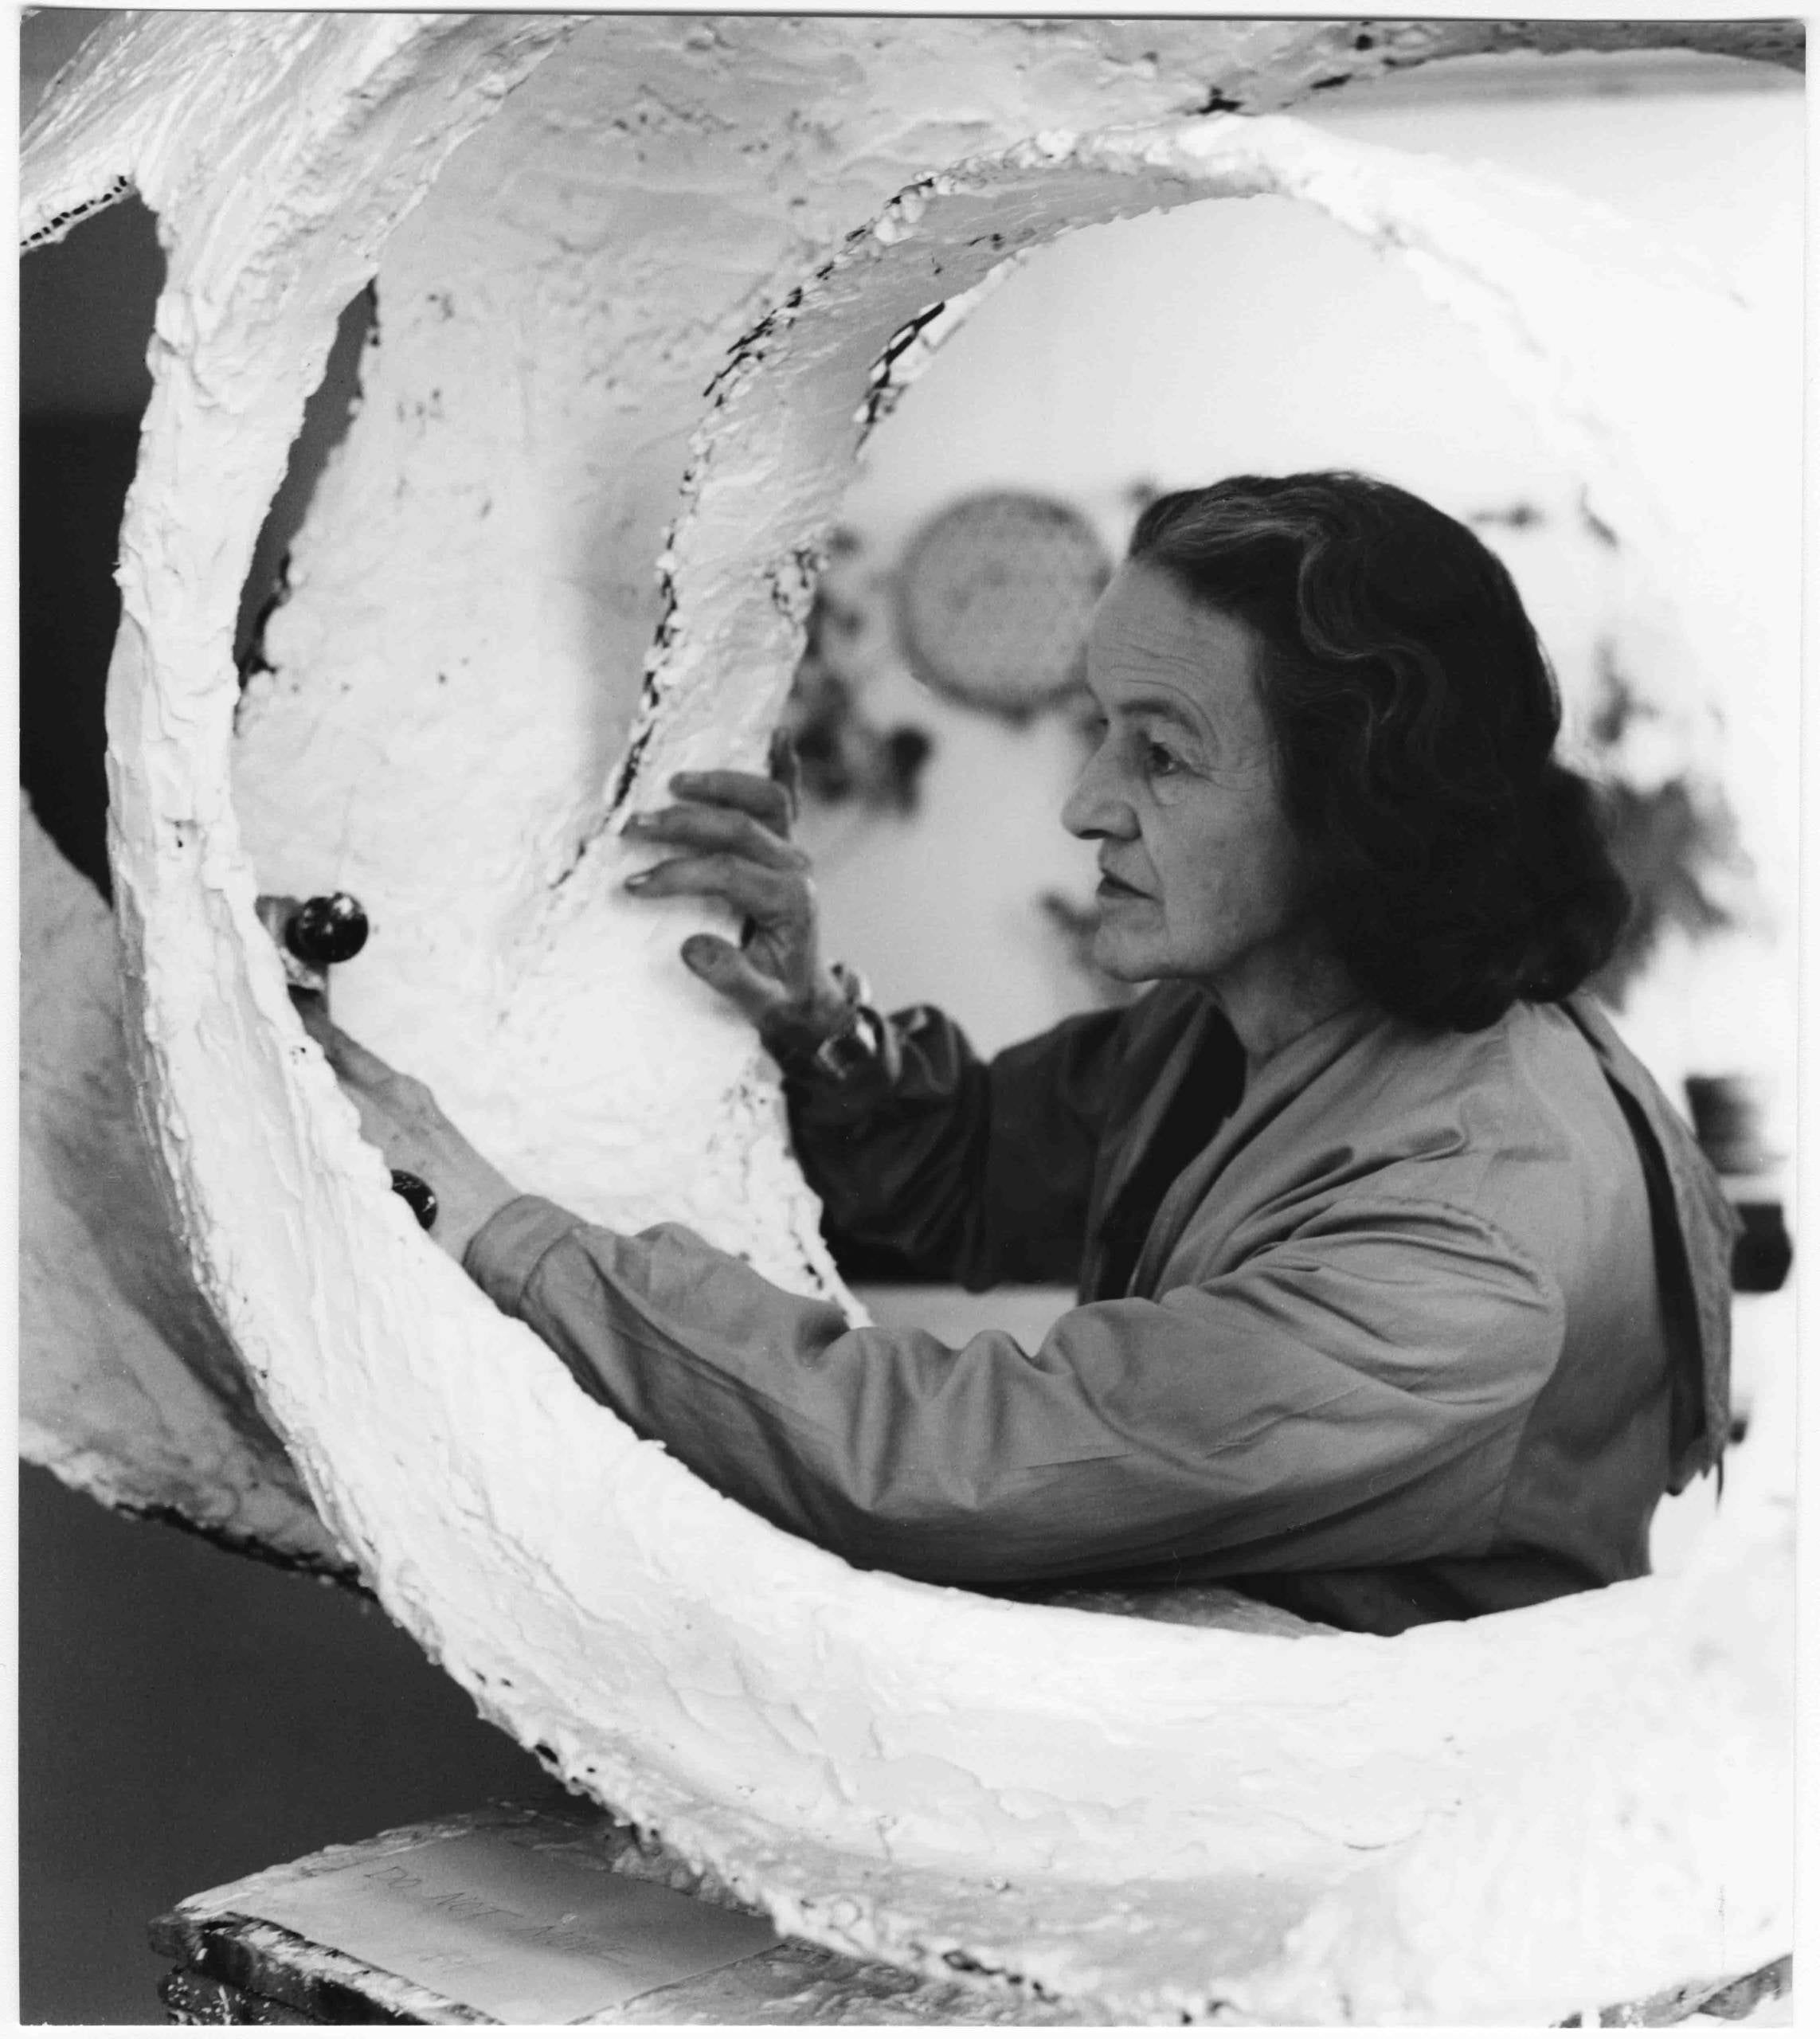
[{"xmin": 894, "ymin": 489, "xmax": 1111, "ymax": 721}]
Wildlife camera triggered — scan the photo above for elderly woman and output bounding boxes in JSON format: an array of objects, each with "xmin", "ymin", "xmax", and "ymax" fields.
[{"xmin": 311, "ymin": 472, "xmax": 1735, "ymax": 1638}]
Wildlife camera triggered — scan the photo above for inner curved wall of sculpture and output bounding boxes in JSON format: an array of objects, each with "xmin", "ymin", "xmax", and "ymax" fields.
[{"xmin": 20, "ymin": 15, "xmax": 1796, "ymax": 2023}]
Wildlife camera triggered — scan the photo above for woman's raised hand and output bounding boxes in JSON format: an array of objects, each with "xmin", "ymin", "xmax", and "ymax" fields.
[{"xmin": 624, "ymin": 742, "xmax": 851, "ymax": 1053}]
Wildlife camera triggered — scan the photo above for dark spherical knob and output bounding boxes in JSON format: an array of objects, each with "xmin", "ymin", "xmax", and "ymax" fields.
[
  {"xmin": 286, "ymin": 892, "xmax": 369, "ymax": 968},
  {"xmin": 389, "ymin": 1169, "xmax": 438, "ymax": 1231}
]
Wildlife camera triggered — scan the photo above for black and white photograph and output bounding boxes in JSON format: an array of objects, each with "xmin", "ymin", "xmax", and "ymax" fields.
[{"xmin": 18, "ymin": 10, "xmax": 1803, "ymax": 2025}]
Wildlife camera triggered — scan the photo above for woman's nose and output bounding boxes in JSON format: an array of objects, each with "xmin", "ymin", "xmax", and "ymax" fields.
[{"xmin": 1061, "ymin": 742, "xmax": 1136, "ymax": 843}]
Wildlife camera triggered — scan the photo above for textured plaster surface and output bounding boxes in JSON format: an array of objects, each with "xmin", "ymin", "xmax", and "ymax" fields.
[
  {"xmin": 20, "ymin": 14, "xmax": 1795, "ymax": 2021},
  {"xmin": 20, "ymin": 804, "xmax": 344, "ymax": 1571}
]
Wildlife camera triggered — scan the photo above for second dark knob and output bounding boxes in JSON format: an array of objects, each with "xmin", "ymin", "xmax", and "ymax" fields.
[
  {"xmin": 287, "ymin": 893, "xmax": 370, "ymax": 968},
  {"xmin": 389, "ymin": 1169, "xmax": 439, "ymax": 1231}
]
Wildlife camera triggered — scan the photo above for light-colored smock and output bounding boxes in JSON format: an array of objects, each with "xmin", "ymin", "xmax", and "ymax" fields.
[{"xmin": 465, "ymin": 989, "xmax": 1733, "ymax": 1634}]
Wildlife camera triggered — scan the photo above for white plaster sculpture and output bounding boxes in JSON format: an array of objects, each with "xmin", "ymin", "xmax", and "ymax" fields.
[{"xmin": 22, "ymin": 15, "xmax": 1796, "ymax": 2021}]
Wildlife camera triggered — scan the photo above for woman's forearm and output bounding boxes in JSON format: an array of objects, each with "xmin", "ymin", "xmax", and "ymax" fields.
[{"xmin": 462, "ymin": 1189, "xmax": 1555, "ymax": 1589}]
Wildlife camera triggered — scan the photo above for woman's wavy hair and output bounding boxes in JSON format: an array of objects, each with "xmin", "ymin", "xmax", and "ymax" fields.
[{"xmin": 1129, "ymin": 472, "xmax": 1630, "ymax": 1032}]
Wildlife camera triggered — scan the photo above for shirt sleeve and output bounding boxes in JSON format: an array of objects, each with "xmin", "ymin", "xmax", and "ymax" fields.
[
  {"xmin": 464, "ymin": 1187, "xmax": 1565, "ymax": 1587},
  {"xmin": 785, "ymin": 1002, "xmax": 1129, "ymax": 1290}
]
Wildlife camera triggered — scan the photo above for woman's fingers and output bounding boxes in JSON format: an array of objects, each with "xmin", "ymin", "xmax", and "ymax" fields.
[
  {"xmin": 290, "ymin": 989, "xmax": 377, "ymax": 1082},
  {"xmin": 625, "ymin": 801, "xmax": 805, "ymax": 870},
  {"xmin": 291, "ymin": 992, "xmax": 425, "ymax": 1102},
  {"xmin": 667, "ymin": 769, "xmax": 793, "ymax": 836},
  {"xmin": 768, "ymin": 729, "xmax": 802, "ymax": 826},
  {"xmin": 291, "ymin": 985, "xmax": 335, "ymax": 1045},
  {"xmin": 679, "ymin": 934, "xmax": 788, "ymax": 1022},
  {"xmin": 625, "ymin": 753, "xmax": 836, "ymax": 1039},
  {"xmin": 625, "ymin": 851, "xmax": 804, "ymax": 924}
]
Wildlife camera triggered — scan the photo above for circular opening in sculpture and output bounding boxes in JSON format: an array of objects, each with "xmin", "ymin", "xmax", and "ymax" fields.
[{"xmin": 800, "ymin": 182, "xmax": 1658, "ymax": 1059}]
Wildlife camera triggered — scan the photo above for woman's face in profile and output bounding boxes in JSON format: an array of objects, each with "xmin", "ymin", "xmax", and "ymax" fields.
[{"xmin": 1063, "ymin": 562, "xmax": 1312, "ymax": 1002}]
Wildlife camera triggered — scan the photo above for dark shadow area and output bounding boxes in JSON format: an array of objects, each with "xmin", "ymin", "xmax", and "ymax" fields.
[
  {"xmin": 20, "ymin": 193, "xmax": 163, "ymax": 896},
  {"xmin": 19, "ymin": 1466, "xmax": 550, "ymax": 2024},
  {"xmin": 237, "ymin": 284, "xmax": 375, "ymax": 672},
  {"xmin": 19, "ymin": 417, "xmax": 139, "ymax": 895},
  {"xmin": 18, "ymin": 193, "xmax": 159, "ymax": 419}
]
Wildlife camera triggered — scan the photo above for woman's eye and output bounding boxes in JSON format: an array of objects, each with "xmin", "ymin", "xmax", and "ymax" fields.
[{"xmin": 1144, "ymin": 741, "xmax": 1181, "ymax": 777}]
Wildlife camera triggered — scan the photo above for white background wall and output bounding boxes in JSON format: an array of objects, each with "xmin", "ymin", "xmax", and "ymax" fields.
[{"xmin": 808, "ymin": 55, "xmax": 1802, "ymax": 1168}]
